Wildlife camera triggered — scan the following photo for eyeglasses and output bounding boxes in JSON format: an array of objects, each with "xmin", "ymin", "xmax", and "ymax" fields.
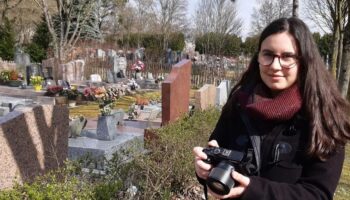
[{"xmin": 258, "ymin": 51, "xmax": 299, "ymax": 69}]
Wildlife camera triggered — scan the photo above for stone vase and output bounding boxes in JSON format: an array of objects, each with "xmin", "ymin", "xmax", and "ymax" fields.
[
  {"xmin": 55, "ymin": 96, "xmax": 67, "ymax": 105},
  {"xmin": 68, "ymin": 100, "xmax": 76, "ymax": 107},
  {"xmin": 135, "ymin": 72, "xmax": 142, "ymax": 80},
  {"xmin": 96, "ymin": 115, "xmax": 117, "ymax": 141}
]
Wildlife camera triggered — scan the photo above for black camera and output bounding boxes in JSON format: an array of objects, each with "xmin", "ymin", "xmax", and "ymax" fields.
[{"xmin": 202, "ymin": 147, "xmax": 253, "ymax": 195}]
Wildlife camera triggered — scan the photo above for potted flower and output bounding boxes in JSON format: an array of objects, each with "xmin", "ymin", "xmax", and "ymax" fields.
[
  {"xmin": 131, "ymin": 60, "xmax": 145, "ymax": 79},
  {"xmin": 0, "ymin": 70, "xmax": 10, "ymax": 85},
  {"xmin": 7, "ymin": 70, "xmax": 23, "ymax": 87},
  {"xmin": 45, "ymin": 86, "xmax": 66, "ymax": 105},
  {"xmin": 67, "ymin": 88, "xmax": 80, "ymax": 107},
  {"xmin": 84, "ymin": 86, "xmax": 121, "ymax": 140},
  {"xmin": 135, "ymin": 96, "xmax": 149, "ymax": 110},
  {"xmin": 30, "ymin": 75, "xmax": 44, "ymax": 91},
  {"xmin": 45, "ymin": 85, "xmax": 64, "ymax": 97}
]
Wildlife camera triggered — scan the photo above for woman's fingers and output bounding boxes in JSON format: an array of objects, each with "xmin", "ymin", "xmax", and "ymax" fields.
[
  {"xmin": 208, "ymin": 140, "xmax": 219, "ymax": 147},
  {"xmin": 232, "ymin": 171, "xmax": 250, "ymax": 187},
  {"xmin": 193, "ymin": 146, "xmax": 207, "ymax": 159},
  {"xmin": 207, "ymin": 171, "xmax": 250, "ymax": 199}
]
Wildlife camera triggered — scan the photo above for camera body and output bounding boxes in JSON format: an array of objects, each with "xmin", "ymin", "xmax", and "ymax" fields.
[{"xmin": 203, "ymin": 147, "xmax": 251, "ymax": 195}]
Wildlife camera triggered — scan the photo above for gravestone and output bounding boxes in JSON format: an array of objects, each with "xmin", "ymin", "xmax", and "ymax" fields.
[
  {"xmin": 42, "ymin": 58, "xmax": 58, "ymax": 80},
  {"xmin": 146, "ymin": 72, "xmax": 154, "ymax": 80},
  {"xmin": 96, "ymin": 49, "xmax": 106, "ymax": 58},
  {"xmin": 0, "ymin": 105, "xmax": 68, "ymax": 189},
  {"xmin": 134, "ymin": 48, "xmax": 145, "ymax": 60},
  {"xmin": 216, "ymin": 80, "xmax": 231, "ymax": 107},
  {"xmin": 107, "ymin": 70, "xmax": 114, "ymax": 83},
  {"xmin": 26, "ymin": 64, "xmax": 43, "ymax": 85},
  {"xmin": 90, "ymin": 74, "xmax": 102, "ymax": 82},
  {"xmin": 14, "ymin": 49, "xmax": 31, "ymax": 67},
  {"xmin": 58, "ymin": 80, "xmax": 70, "ymax": 89},
  {"xmin": 162, "ymin": 59, "xmax": 191, "ymax": 124},
  {"xmin": 194, "ymin": 84, "xmax": 216, "ymax": 110},
  {"xmin": 107, "ymin": 49, "xmax": 116, "ymax": 57},
  {"xmin": 111, "ymin": 56, "xmax": 127, "ymax": 79},
  {"xmin": 126, "ymin": 50, "xmax": 133, "ymax": 60},
  {"xmin": 61, "ymin": 59, "xmax": 85, "ymax": 83},
  {"xmin": 166, "ymin": 48, "xmax": 172, "ymax": 64}
]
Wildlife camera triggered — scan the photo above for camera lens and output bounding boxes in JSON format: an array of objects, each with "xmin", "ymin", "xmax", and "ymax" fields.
[
  {"xmin": 207, "ymin": 161, "xmax": 235, "ymax": 195},
  {"xmin": 210, "ymin": 181, "xmax": 226, "ymax": 194}
]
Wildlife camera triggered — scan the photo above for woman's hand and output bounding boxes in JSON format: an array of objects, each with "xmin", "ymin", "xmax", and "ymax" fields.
[
  {"xmin": 193, "ymin": 140, "xmax": 219, "ymax": 180},
  {"xmin": 208, "ymin": 170, "xmax": 250, "ymax": 199}
]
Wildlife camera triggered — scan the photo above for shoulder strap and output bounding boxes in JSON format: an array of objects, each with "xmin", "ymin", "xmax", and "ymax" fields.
[{"xmin": 239, "ymin": 110, "xmax": 261, "ymax": 175}]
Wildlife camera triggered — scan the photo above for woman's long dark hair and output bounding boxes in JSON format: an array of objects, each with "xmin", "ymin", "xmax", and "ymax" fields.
[{"xmin": 223, "ymin": 17, "xmax": 350, "ymax": 160}]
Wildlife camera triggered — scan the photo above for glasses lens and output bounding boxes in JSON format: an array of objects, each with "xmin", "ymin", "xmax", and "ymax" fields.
[
  {"xmin": 280, "ymin": 55, "xmax": 297, "ymax": 68},
  {"xmin": 259, "ymin": 53, "xmax": 273, "ymax": 66},
  {"xmin": 259, "ymin": 53, "xmax": 298, "ymax": 68}
]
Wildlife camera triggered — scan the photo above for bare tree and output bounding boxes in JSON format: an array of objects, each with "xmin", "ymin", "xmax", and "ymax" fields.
[
  {"xmin": 194, "ymin": 0, "xmax": 242, "ymax": 56},
  {"xmin": 156, "ymin": 0, "xmax": 188, "ymax": 49},
  {"xmin": 305, "ymin": 0, "xmax": 348, "ymax": 78},
  {"xmin": 94, "ymin": 0, "xmax": 128, "ymax": 38},
  {"xmin": 292, "ymin": 0, "xmax": 299, "ymax": 17},
  {"xmin": 32, "ymin": 0, "xmax": 96, "ymax": 79},
  {"xmin": 0, "ymin": 0, "xmax": 43, "ymax": 45},
  {"xmin": 0, "ymin": 0, "xmax": 23, "ymax": 20},
  {"xmin": 338, "ymin": 1, "xmax": 350, "ymax": 97},
  {"xmin": 194, "ymin": 0, "xmax": 242, "ymax": 36},
  {"xmin": 133, "ymin": 0, "xmax": 157, "ymax": 46},
  {"xmin": 250, "ymin": 0, "xmax": 292, "ymax": 34}
]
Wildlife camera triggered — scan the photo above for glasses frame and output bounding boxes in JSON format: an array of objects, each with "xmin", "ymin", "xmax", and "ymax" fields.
[{"xmin": 258, "ymin": 52, "xmax": 300, "ymax": 69}]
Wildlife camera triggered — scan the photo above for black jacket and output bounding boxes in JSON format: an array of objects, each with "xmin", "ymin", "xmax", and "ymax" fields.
[{"xmin": 203, "ymin": 104, "xmax": 345, "ymax": 200}]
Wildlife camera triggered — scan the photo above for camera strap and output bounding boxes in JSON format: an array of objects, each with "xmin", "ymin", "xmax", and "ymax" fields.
[
  {"xmin": 204, "ymin": 184, "xmax": 209, "ymax": 200},
  {"xmin": 239, "ymin": 110, "xmax": 261, "ymax": 175}
]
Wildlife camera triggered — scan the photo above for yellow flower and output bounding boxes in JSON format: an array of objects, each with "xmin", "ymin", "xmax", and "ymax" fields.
[{"xmin": 30, "ymin": 75, "xmax": 43, "ymax": 86}]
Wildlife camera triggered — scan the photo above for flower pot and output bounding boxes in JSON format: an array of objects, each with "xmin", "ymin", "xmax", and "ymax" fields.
[
  {"xmin": 34, "ymin": 85, "xmax": 42, "ymax": 92},
  {"xmin": 76, "ymin": 95, "xmax": 83, "ymax": 105},
  {"xmin": 8, "ymin": 80, "xmax": 22, "ymax": 87},
  {"xmin": 135, "ymin": 72, "xmax": 142, "ymax": 80},
  {"xmin": 55, "ymin": 96, "xmax": 67, "ymax": 105},
  {"xmin": 68, "ymin": 100, "xmax": 77, "ymax": 107},
  {"xmin": 96, "ymin": 115, "xmax": 117, "ymax": 141}
]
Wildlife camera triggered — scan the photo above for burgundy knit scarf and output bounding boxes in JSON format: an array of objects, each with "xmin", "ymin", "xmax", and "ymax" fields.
[{"xmin": 237, "ymin": 83, "xmax": 302, "ymax": 122}]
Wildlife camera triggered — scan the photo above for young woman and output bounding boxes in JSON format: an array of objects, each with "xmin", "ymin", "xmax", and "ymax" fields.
[{"xmin": 193, "ymin": 17, "xmax": 350, "ymax": 200}]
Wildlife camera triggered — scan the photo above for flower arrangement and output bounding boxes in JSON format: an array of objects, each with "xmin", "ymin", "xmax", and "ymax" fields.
[
  {"xmin": 45, "ymin": 85, "xmax": 64, "ymax": 96},
  {"xmin": 9, "ymin": 70, "xmax": 18, "ymax": 80},
  {"xmin": 0, "ymin": 70, "xmax": 10, "ymax": 83},
  {"xmin": 131, "ymin": 60, "xmax": 145, "ymax": 72},
  {"xmin": 83, "ymin": 86, "xmax": 122, "ymax": 116},
  {"xmin": 135, "ymin": 96, "xmax": 149, "ymax": 106},
  {"xmin": 58, "ymin": 88, "xmax": 81, "ymax": 100},
  {"xmin": 67, "ymin": 89, "xmax": 80, "ymax": 100},
  {"xmin": 30, "ymin": 75, "xmax": 44, "ymax": 86}
]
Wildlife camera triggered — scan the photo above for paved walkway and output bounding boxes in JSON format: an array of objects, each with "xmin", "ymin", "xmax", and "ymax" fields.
[{"xmin": 84, "ymin": 117, "xmax": 162, "ymax": 135}]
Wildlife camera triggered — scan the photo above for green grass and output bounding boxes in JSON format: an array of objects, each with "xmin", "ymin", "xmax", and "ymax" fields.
[
  {"xmin": 1, "ymin": 106, "xmax": 350, "ymax": 199},
  {"xmin": 70, "ymin": 93, "xmax": 350, "ymax": 199},
  {"xmin": 69, "ymin": 91, "xmax": 161, "ymax": 118},
  {"xmin": 335, "ymin": 146, "xmax": 350, "ymax": 200}
]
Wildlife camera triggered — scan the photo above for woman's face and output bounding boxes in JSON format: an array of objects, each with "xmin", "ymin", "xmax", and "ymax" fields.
[{"xmin": 258, "ymin": 32, "xmax": 300, "ymax": 92}]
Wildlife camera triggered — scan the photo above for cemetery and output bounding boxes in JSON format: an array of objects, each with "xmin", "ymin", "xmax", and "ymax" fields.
[
  {"xmin": 0, "ymin": 46, "xmax": 237, "ymax": 199},
  {"xmin": 1, "ymin": 0, "xmax": 350, "ymax": 199}
]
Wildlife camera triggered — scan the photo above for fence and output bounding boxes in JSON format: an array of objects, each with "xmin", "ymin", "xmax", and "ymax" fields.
[{"xmin": 83, "ymin": 57, "xmax": 244, "ymax": 88}]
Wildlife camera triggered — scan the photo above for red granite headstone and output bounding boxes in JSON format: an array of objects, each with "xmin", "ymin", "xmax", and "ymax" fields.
[
  {"xmin": 0, "ymin": 105, "xmax": 69, "ymax": 189},
  {"xmin": 162, "ymin": 59, "xmax": 192, "ymax": 124}
]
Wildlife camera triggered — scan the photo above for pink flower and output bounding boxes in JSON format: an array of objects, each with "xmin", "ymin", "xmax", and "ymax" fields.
[{"xmin": 132, "ymin": 60, "xmax": 145, "ymax": 71}]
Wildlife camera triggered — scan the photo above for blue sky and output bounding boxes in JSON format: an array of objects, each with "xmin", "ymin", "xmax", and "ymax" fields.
[{"xmin": 188, "ymin": 0, "xmax": 320, "ymax": 39}]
